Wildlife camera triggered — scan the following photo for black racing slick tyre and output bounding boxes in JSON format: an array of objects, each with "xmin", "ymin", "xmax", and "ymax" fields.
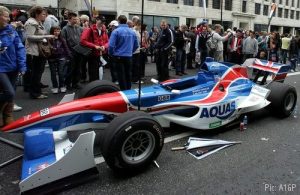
[
  {"xmin": 266, "ymin": 81, "xmax": 297, "ymax": 118},
  {"xmin": 100, "ymin": 111, "xmax": 164, "ymax": 174},
  {"xmin": 77, "ymin": 80, "xmax": 120, "ymax": 98}
]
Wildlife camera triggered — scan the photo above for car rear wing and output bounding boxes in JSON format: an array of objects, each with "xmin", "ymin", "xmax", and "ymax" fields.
[{"xmin": 242, "ymin": 58, "xmax": 291, "ymax": 84}]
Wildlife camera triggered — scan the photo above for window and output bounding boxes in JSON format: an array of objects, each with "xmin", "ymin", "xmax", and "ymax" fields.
[
  {"xmin": 199, "ymin": 0, "xmax": 208, "ymax": 7},
  {"xmin": 292, "ymin": 0, "xmax": 295, "ymax": 6},
  {"xmin": 278, "ymin": 7, "xmax": 283, "ymax": 17},
  {"xmin": 225, "ymin": 0, "xmax": 232, "ymax": 10},
  {"xmin": 242, "ymin": 0, "xmax": 247, "ymax": 12},
  {"xmin": 212, "ymin": 0, "xmax": 221, "ymax": 9},
  {"xmin": 183, "ymin": 0, "xmax": 194, "ymax": 6},
  {"xmin": 263, "ymin": 5, "xmax": 269, "ymax": 15},
  {"xmin": 290, "ymin": 10, "xmax": 294, "ymax": 18},
  {"xmin": 255, "ymin": 3, "xmax": 261, "ymax": 15},
  {"xmin": 296, "ymin": 11, "xmax": 300, "ymax": 19},
  {"xmin": 167, "ymin": 0, "xmax": 178, "ymax": 3},
  {"xmin": 286, "ymin": 0, "xmax": 289, "ymax": 6},
  {"xmin": 298, "ymin": 0, "xmax": 300, "ymax": 7},
  {"xmin": 279, "ymin": 0, "xmax": 283, "ymax": 4},
  {"xmin": 284, "ymin": 9, "xmax": 289, "ymax": 18}
]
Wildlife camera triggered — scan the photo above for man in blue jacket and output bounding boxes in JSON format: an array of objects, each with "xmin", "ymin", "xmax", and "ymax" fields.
[
  {"xmin": 0, "ymin": 6, "xmax": 26, "ymax": 126},
  {"xmin": 109, "ymin": 15, "xmax": 138, "ymax": 90}
]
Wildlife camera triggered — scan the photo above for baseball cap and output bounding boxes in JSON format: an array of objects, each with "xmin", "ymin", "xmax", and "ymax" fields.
[{"xmin": 109, "ymin": 20, "xmax": 119, "ymax": 27}]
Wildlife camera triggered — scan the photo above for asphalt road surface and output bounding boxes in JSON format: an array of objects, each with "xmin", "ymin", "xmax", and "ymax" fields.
[{"xmin": 0, "ymin": 63, "xmax": 299, "ymax": 195}]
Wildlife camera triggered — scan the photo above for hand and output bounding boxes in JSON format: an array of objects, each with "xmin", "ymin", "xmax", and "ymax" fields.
[
  {"xmin": 95, "ymin": 45, "xmax": 101, "ymax": 50},
  {"xmin": 46, "ymin": 35, "xmax": 55, "ymax": 39},
  {"xmin": 100, "ymin": 46, "xmax": 105, "ymax": 51}
]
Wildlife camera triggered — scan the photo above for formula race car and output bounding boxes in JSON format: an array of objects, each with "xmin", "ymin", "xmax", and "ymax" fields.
[{"xmin": 1, "ymin": 58, "xmax": 297, "ymax": 194}]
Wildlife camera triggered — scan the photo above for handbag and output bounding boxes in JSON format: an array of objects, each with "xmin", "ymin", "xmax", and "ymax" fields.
[
  {"xmin": 38, "ymin": 39, "xmax": 52, "ymax": 58},
  {"xmin": 72, "ymin": 27, "xmax": 95, "ymax": 56},
  {"xmin": 73, "ymin": 44, "xmax": 92, "ymax": 56}
]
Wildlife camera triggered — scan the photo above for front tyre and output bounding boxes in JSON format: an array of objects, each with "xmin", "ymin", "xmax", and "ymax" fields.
[
  {"xmin": 100, "ymin": 111, "xmax": 164, "ymax": 174},
  {"xmin": 266, "ymin": 82, "xmax": 297, "ymax": 118}
]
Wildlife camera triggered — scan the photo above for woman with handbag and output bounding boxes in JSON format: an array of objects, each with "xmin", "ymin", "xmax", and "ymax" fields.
[
  {"xmin": 0, "ymin": 6, "xmax": 26, "ymax": 126},
  {"xmin": 24, "ymin": 6, "xmax": 54, "ymax": 99},
  {"xmin": 80, "ymin": 16, "xmax": 108, "ymax": 82}
]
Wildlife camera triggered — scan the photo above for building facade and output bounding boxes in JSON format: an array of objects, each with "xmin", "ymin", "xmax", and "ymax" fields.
[{"xmin": 1, "ymin": 0, "xmax": 300, "ymax": 34}]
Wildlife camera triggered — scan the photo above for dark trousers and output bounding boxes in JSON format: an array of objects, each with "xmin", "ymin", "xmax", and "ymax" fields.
[
  {"xmin": 80, "ymin": 56, "xmax": 88, "ymax": 81},
  {"xmin": 140, "ymin": 50, "xmax": 147, "ymax": 78},
  {"xmin": 87, "ymin": 57, "xmax": 100, "ymax": 82},
  {"xmin": 0, "ymin": 72, "xmax": 17, "ymax": 102},
  {"xmin": 26, "ymin": 55, "xmax": 46, "ymax": 98},
  {"xmin": 187, "ymin": 51, "xmax": 195, "ymax": 68},
  {"xmin": 113, "ymin": 56, "xmax": 132, "ymax": 90},
  {"xmin": 156, "ymin": 50, "xmax": 169, "ymax": 81},
  {"xmin": 175, "ymin": 48, "xmax": 186, "ymax": 73},
  {"xmin": 66, "ymin": 52, "xmax": 82, "ymax": 87},
  {"xmin": 132, "ymin": 53, "xmax": 140, "ymax": 82},
  {"xmin": 48, "ymin": 58, "xmax": 67, "ymax": 88},
  {"xmin": 200, "ymin": 50, "xmax": 208, "ymax": 68}
]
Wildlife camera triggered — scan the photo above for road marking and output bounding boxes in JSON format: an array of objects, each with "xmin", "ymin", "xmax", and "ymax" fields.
[
  {"xmin": 95, "ymin": 131, "xmax": 196, "ymax": 164},
  {"xmin": 288, "ymin": 71, "xmax": 300, "ymax": 76}
]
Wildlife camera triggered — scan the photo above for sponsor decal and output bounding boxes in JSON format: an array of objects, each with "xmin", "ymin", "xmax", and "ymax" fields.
[
  {"xmin": 158, "ymin": 95, "xmax": 170, "ymax": 102},
  {"xmin": 200, "ymin": 102, "xmax": 236, "ymax": 119},
  {"xmin": 209, "ymin": 121, "xmax": 222, "ymax": 128},
  {"xmin": 23, "ymin": 115, "xmax": 31, "ymax": 121},
  {"xmin": 40, "ymin": 108, "xmax": 50, "ymax": 117},
  {"xmin": 192, "ymin": 87, "xmax": 210, "ymax": 95}
]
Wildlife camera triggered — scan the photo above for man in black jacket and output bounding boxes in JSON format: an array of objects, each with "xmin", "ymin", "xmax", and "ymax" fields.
[
  {"xmin": 195, "ymin": 25, "xmax": 210, "ymax": 68},
  {"xmin": 174, "ymin": 24, "xmax": 189, "ymax": 76},
  {"xmin": 155, "ymin": 20, "xmax": 174, "ymax": 81}
]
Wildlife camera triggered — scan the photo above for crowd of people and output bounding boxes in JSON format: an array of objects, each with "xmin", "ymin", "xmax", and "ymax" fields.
[{"xmin": 0, "ymin": 5, "xmax": 300, "ymax": 127}]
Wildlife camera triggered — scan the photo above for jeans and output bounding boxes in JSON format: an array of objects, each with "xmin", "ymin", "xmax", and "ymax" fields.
[
  {"xmin": 0, "ymin": 71, "xmax": 18, "ymax": 102},
  {"xmin": 113, "ymin": 56, "xmax": 132, "ymax": 90},
  {"xmin": 175, "ymin": 48, "xmax": 186, "ymax": 73},
  {"xmin": 48, "ymin": 58, "xmax": 68, "ymax": 88},
  {"xmin": 281, "ymin": 49, "xmax": 288, "ymax": 64},
  {"xmin": 26, "ymin": 55, "xmax": 46, "ymax": 98}
]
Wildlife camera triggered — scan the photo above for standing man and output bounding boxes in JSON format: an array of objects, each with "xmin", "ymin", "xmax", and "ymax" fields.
[
  {"xmin": 281, "ymin": 33, "xmax": 291, "ymax": 64},
  {"xmin": 108, "ymin": 15, "xmax": 138, "ymax": 90},
  {"xmin": 210, "ymin": 24, "xmax": 231, "ymax": 62},
  {"xmin": 155, "ymin": 20, "xmax": 174, "ymax": 81},
  {"xmin": 242, "ymin": 30, "xmax": 258, "ymax": 61},
  {"xmin": 61, "ymin": 12, "xmax": 83, "ymax": 89},
  {"xmin": 174, "ymin": 24, "xmax": 189, "ymax": 76}
]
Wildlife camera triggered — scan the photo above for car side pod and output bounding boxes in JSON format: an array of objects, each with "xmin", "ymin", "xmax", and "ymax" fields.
[{"xmin": 19, "ymin": 129, "xmax": 98, "ymax": 195}]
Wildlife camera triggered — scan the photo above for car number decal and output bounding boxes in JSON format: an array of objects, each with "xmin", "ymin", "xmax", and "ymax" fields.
[
  {"xmin": 158, "ymin": 95, "xmax": 170, "ymax": 102},
  {"xmin": 40, "ymin": 108, "xmax": 50, "ymax": 117}
]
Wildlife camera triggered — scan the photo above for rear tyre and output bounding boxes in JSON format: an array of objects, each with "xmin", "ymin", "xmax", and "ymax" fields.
[
  {"xmin": 266, "ymin": 82, "xmax": 297, "ymax": 118},
  {"xmin": 100, "ymin": 111, "xmax": 164, "ymax": 174},
  {"xmin": 77, "ymin": 80, "xmax": 120, "ymax": 98}
]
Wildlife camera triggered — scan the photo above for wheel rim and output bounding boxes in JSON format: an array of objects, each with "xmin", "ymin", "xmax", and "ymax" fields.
[
  {"xmin": 284, "ymin": 92, "xmax": 296, "ymax": 112},
  {"xmin": 121, "ymin": 130, "xmax": 155, "ymax": 165}
]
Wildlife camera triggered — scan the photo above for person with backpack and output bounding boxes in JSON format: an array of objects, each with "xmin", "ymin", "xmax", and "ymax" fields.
[{"xmin": 207, "ymin": 24, "xmax": 232, "ymax": 62}]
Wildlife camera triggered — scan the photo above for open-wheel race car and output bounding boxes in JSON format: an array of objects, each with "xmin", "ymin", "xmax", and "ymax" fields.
[{"xmin": 1, "ymin": 57, "xmax": 297, "ymax": 194}]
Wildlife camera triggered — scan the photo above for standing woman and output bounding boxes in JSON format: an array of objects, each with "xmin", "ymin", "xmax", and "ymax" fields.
[
  {"xmin": 24, "ymin": 6, "xmax": 54, "ymax": 99},
  {"xmin": 0, "ymin": 6, "xmax": 26, "ymax": 126}
]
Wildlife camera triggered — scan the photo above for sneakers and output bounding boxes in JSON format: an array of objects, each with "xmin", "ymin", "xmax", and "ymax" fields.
[
  {"xmin": 60, "ymin": 87, "xmax": 67, "ymax": 93},
  {"xmin": 13, "ymin": 104, "xmax": 22, "ymax": 112},
  {"xmin": 133, "ymin": 80, "xmax": 144, "ymax": 84},
  {"xmin": 35, "ymin": 94, "xmax": 48, "ymax": 99},
  {"xmin": 51, "ymin": 88, "xmax": 59, "ymax": 94},
  {"xmin": 114, "ymin": 81, "xmax": 119, "ymax": 85}
]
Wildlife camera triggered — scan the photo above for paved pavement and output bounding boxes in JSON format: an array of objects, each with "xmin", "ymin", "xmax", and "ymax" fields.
[{"xmin": 0, "ymin": 61, "xmax": 300, "ymax": 194}]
